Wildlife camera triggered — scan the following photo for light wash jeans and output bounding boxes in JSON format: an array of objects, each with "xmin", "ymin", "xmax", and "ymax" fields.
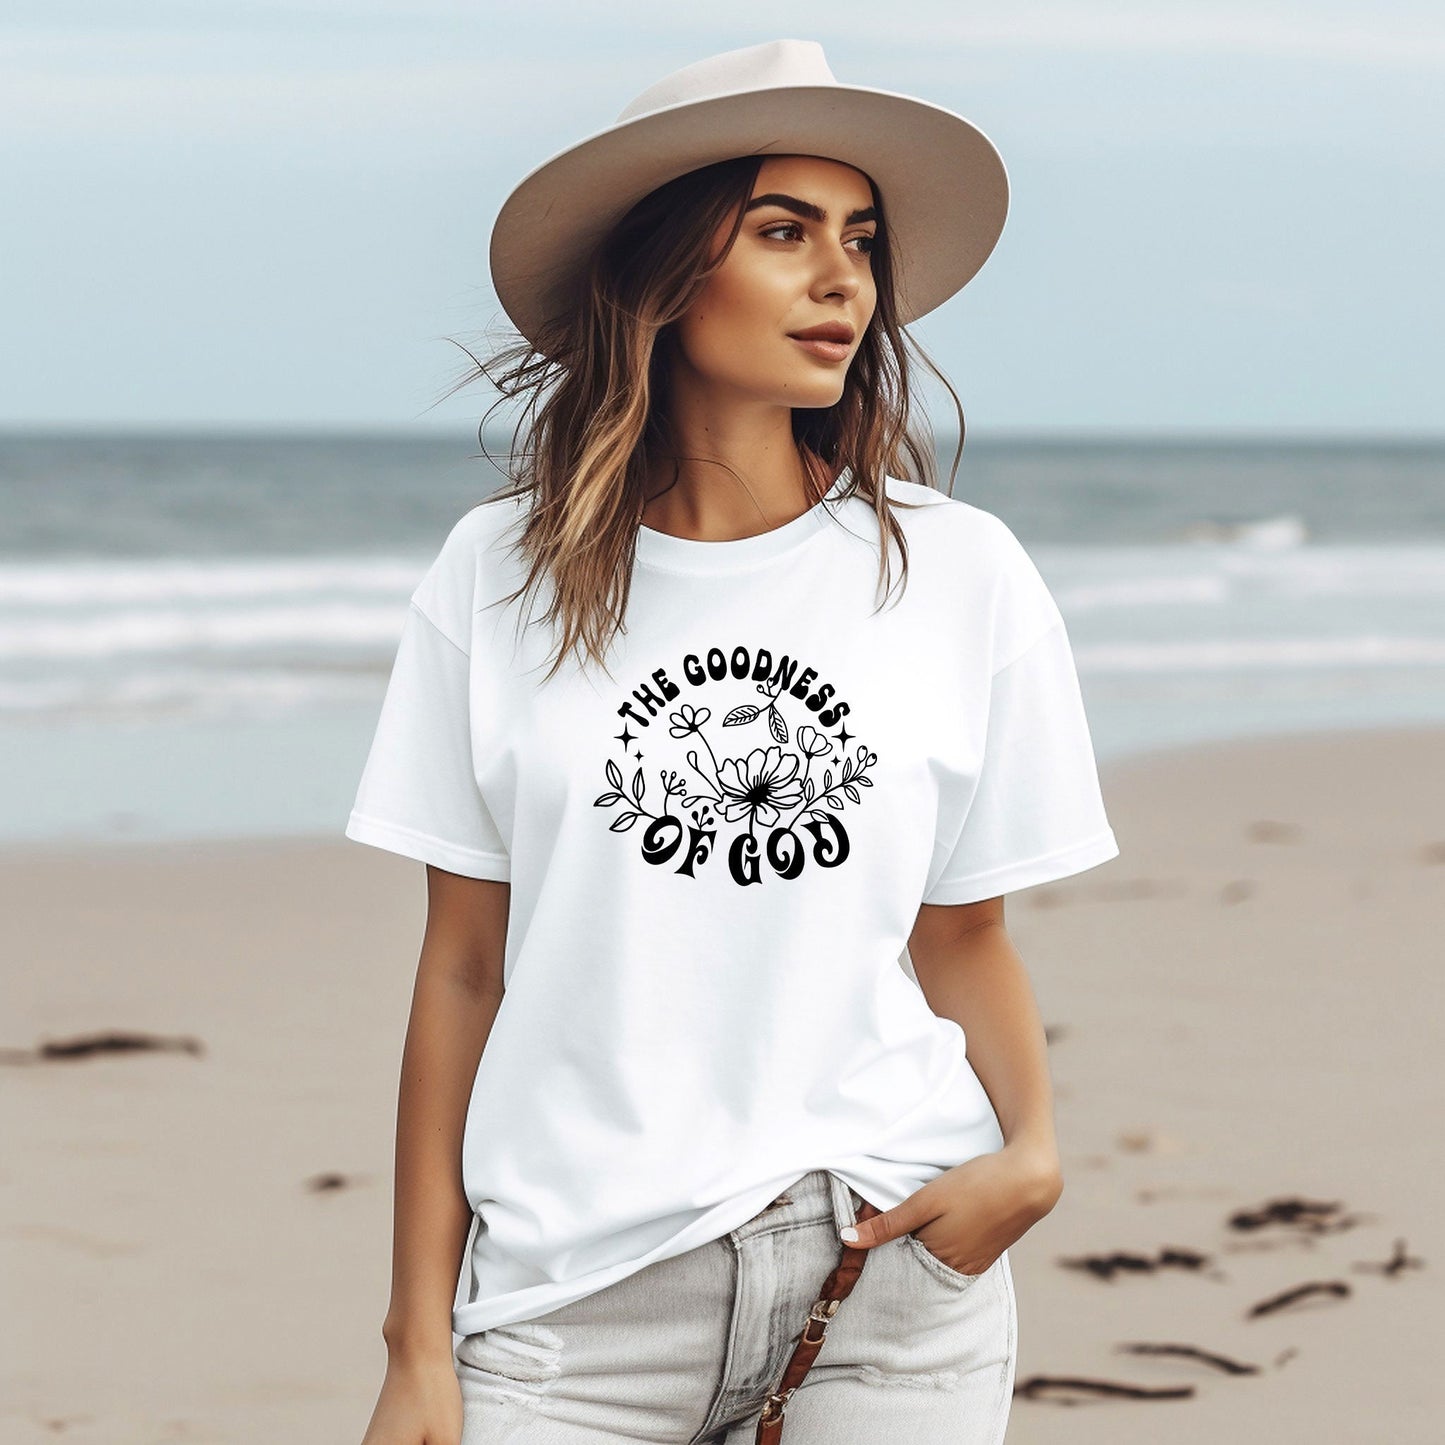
[{"xmin": 455, "ymin": 1167, "xmax": 1017, "ymax": 1443}]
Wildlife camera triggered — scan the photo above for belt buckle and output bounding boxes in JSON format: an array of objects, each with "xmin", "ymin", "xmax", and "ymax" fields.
[{"xmin": 759, "ymin": 1385, "xmax": 795, "ymax": 1423}]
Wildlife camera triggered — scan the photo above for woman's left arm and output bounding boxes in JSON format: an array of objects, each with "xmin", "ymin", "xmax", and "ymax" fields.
[{"xmin": 837, "ymin": 895, "xmax": 1065, "ymax": 1270}]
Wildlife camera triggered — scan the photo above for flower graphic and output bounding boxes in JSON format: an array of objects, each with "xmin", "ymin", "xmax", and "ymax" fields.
[
  {"xmin": 714, "ymin": 745, "xmax": 805, "ymax": 827},
  {"xmin": 668, "ymin": 703, "xmax": 712, "ymax": 738},
  {"xmin": 794, "ymin": 724, "xmax": 833, "ymax": 759}
]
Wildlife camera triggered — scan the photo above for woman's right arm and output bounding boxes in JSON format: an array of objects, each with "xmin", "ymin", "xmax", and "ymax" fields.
[{"xmin": 361, "ymin": 866, "xmax": 511, "ymax": 1444}]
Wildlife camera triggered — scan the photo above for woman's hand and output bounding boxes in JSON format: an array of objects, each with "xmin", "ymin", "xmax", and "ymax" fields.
[
  {"xmin": 359, "ymin": 1348, "xmax": 464, "ymax": 1445},
  {"xmin": 839, "ymin": 1143, "xmax": 1063, "ymax": 1276}
]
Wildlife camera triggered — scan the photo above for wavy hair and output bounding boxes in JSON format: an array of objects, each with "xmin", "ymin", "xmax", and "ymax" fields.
[{"xmin": 436, "ymin": 154, "xmax": 966, "ymax": 684}]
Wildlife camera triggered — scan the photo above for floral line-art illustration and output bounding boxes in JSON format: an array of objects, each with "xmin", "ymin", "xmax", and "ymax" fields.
[{"xmin": 595, "ymin": 669, "xmax": 878, "ymax": 887}]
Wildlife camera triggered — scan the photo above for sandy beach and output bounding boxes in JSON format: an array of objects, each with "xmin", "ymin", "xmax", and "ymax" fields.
[{"xmin": 4, "ymin": 724, "xmax": 1442, "ymax": 1443}]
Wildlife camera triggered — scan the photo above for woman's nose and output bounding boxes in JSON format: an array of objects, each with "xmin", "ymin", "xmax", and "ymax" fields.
[{"xmin": 814, "ymin": 247, "xmax": 862, "ymax": 300}]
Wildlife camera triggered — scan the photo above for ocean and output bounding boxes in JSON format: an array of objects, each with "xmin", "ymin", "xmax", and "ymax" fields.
[{"xmin": 2, "ymin": 429, "xmax": 1442, "ymax": 847}]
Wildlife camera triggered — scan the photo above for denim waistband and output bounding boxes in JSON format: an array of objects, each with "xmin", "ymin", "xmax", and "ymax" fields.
[{"xmin": 729, "ymin": 1168, "xmax": 862, "ymax": 1244}]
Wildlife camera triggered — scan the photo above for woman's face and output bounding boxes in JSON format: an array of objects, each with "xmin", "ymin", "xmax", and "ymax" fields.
[{"xmin": 670, "ymin": 154, "xmax": 879, "ymax": 411}]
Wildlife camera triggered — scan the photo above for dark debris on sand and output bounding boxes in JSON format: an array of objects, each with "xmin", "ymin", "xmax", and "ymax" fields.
[
  {"xmin": 0, "ymin": 1029, "xmax": 205, "ymax": 1064},
  {"xmin": 1025, "ymin": 1190, "xmax": 1425, "ymax": 1408}
]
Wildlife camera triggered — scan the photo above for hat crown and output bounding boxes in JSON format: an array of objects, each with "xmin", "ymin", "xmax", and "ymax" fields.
[{"xmin": 615, "ymin": 39, "xmax": 837, "ymax": 124}]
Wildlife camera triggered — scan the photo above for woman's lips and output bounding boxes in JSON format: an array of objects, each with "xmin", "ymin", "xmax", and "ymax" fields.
[{"xmin": 789, "ymin": 336, "xmax": 852, "ymax": 363}]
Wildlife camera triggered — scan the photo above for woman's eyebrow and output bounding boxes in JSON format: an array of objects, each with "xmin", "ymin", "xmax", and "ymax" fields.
[{"xmin": 744, "ymin": 193, "xmax": 878, "ymax": 225}]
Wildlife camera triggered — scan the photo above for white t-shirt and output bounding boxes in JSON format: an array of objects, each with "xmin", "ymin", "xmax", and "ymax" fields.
[{"xmin": 345, "ymin": 471, "xmax": 1119, "ymax": 1336}]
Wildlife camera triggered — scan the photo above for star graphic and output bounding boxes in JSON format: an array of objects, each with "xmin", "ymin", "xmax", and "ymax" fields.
[
  {"xmin": 616, "ymin": 724, "xmax": 635, "ymax": 749},
  {"xmin": 834, "ymin": 723, "xmax": 854, "ymax": 749}
]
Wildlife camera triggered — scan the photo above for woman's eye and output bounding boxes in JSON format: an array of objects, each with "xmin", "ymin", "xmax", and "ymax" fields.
[{"xmin": 760, "ymin": 223, "xmax": 876, "ymax": 256}]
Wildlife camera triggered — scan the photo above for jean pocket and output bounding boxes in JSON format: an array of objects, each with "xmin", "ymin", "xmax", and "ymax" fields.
[
  {"xmin": 903, "ymin": 1232, "xmax": 988, "ymax": 1290},
  {"xmin": 455, "ymin": 1321, "xmax": 563, "ymax": 1392}
]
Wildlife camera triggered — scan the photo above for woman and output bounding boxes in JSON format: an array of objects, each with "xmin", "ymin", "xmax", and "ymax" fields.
[{"xmin": 347, "ymin": 39, "xmax": 1119, "ymax": 1445}]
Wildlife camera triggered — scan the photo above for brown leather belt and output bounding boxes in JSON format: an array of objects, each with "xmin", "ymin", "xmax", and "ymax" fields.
[{"xmin": 754, "ymin": 1198, "xmax": 882, "ymax": 1443}]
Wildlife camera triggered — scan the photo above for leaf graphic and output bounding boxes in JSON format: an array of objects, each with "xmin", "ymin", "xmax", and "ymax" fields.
[
  {"xmin": 606, "ymin": 758, "xmax": 623, "ymax": 791},
  {"xmin": 844, "ymin": 784, "xmax": 860, "ymax": 803},
  {"xmin": 823, "ymin": 769, "xmax": 833, "ymax": 790},
  {"xmin": 825, "ymin": 795, "xmax": 845, "ymax": 810},
  {"xmin": 609, "ymin": 811, "xmax": 641, "ymax": 832},
  {"xmin": 723, "ymin": 705, "xmax": 761, "ymax": 726},
  {"xmin": 768, "ymin": 706, "xmax": 789, "ymax": 743},
  {"xmin": 631, "ymin": 770, "xmax": 645, "ymax": 804},
  {"xmin": 593, "ymin": 790, "xmax": 624, "ymax": 807},
  {"xmin": 803, "ymin": 778, "xmax": 816, "ymax": 802}
]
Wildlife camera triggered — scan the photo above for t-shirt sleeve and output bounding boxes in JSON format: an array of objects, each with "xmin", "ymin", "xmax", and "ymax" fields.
[
  {"xmin": 922, "ymin": 521, "xmax": 1119, "ymax": 905},
  {"xmin": 344, "ymin": 597, "xmax": 511, "ymax": 881}
]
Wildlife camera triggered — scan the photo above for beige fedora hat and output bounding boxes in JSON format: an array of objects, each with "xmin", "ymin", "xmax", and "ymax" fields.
[{"xmin": 489, "ymin": 38, "xmax": 1009, "ymax": 350}]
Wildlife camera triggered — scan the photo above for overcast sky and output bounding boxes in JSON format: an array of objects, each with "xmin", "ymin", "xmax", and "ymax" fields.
[{"xmin": 2, "ymin": 1, "xmax": 1442, "ymax": 435}]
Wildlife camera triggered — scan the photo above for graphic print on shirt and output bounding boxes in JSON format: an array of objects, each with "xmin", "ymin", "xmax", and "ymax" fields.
[{"xmin": 594, "ymin": 643, "xmax": 877, "ymax": 887}]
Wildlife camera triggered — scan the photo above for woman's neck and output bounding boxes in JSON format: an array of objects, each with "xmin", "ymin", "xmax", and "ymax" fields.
[{"xmin": 640, "ymin": 392, "xmax": 829, "ymax": 544}]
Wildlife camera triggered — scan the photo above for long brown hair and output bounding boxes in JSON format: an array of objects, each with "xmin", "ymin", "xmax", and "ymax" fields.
[{"xmin": 436, "ymin": 154, "xmax": 966, "ymax": 684}]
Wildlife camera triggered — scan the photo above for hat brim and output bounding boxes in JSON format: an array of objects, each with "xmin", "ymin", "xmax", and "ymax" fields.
[{"xmin": 489, "ymin": 82, "xmax": 1009, "ymax": 348}]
